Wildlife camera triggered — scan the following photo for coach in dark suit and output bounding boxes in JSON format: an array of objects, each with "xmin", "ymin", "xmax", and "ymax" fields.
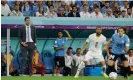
[
  {"xmin": 19, "ymin": 17, "xmax": 36, "ymax": 76},
  {"xmin": 68, "ymin": 5, "xmax": 80, "ymax": 17}
]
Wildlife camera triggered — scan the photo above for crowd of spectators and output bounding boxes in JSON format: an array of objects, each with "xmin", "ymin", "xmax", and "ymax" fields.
[{"xmin": 1, "ymin": 0, "xmax": 133, "ymax": 18}]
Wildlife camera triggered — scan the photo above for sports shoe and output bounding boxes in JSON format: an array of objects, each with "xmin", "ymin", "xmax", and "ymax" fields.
[{"xmin": 74, "ymin": 74, "xmax": 79, "ymax": 78}]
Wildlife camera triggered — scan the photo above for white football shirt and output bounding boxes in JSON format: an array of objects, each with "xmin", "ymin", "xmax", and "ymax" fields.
[{"xmin": 86, "ymin": 33, "xmax": 106, "ymax": 54}]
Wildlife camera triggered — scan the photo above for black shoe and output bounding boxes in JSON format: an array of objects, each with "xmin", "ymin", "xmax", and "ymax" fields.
[{"xmin": 124, "ymin": 75, "xmax": 129, "ymax": 80}]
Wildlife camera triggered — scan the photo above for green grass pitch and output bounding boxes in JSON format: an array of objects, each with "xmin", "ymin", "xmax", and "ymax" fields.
[{"xmin": 1, "ymin": 76, "xmax": 133, "ymax": 80}]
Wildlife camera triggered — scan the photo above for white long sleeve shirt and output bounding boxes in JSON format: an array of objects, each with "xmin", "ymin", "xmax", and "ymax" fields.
[
  {"xmin": 65, "ymin": 54, "xmax": 73, "ymax": 68},
  {"xmin": 72, "ymin": 54, "xmax": 84, "ymax": 66},
  {"xmin": 128, "ymin": 55, "xmax": 133, "ymax": 66}
]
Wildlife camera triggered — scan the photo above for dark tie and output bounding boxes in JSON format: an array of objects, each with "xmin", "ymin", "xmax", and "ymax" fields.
[{"xmin": 27, "ymin": 27, "xmax": 30, "ymax": 42}]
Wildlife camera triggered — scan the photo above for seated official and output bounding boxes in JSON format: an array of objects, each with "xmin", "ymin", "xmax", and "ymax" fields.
[
  {"xmin": 128, "ymin": 49, "xmax": 133, "ymax": 74},
  {"xmin": 1, "ymin": 47, "xmax": 19, "ymax": 76},
  {"xmin": 63, "ymin": 47, "xmax": 73, "ymax": 76},
  {"xmin": 72, "ymin": 48, "xmax": 84, "ymax": 76},
  {"xmin": 32, "ymin": 48, "xmax": 45, "ymax": 76}
]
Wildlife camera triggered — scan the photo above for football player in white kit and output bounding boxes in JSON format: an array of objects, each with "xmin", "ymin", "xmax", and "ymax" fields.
[{"xmin": 74, "ymin": 26, "xmax": 108, "ymax": 78}]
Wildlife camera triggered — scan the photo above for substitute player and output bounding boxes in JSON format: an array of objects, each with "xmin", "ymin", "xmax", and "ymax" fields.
[
  {"xmin": 53, "ymin": 30, "xmax": 72, "ymax": 76},
  {"xmin": 74, "ymin": 26, "xmax": 108, "ymax": 78},
  {"xmin": 105, "ymin": 27, "xmax": 130, "ymax": 79}
]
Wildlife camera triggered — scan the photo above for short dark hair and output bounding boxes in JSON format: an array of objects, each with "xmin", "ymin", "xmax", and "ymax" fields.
[
  {"xmin": 96, "ymin": 26, "xmax": 102, "ymax": 29},
  {"xmin": 128, "ymin": 49, "xmax": 133, "ymax": 53},
  {"xmin": 57, "ymin": 31, "xmax": 62, "ymax": 34},
  {"xmin": 68, "ymin": 47, "xmax": 73, "ymax": 50},
  {"xmin": 118, "ymin": 27, "xmax": 127, "ymax": 33},
  {"xmin": 48, "ymin": 5, "xmax": 54, "ymax": 8},
  {"xmin": 24, "ymin": 17, "xmax": 30, "ymax": 21},
  {"xmin": 76, "ymin": 48, "xmax": 81, "ymax": 52},
  {"xmin": 83, "ymin": 4, "xmax": 88, "ymax": 7},
  {"xmin": 72, "ymin": 5, "xmax": 77, "ymax": 9},
  {"xmin": 127, "ymin": 8, "xmax": 132, "ymax": 11},
  {"xmin": 105, "ymin": 1, "xmax": 109, "ymax": 4}
]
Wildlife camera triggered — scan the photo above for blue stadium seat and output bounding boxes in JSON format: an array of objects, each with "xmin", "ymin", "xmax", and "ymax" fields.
[
  {"xmin": 44, "ymin": 40, "xmax": 55, "ymax": 53},
  {"xmin": 37, "ymin": 39, "xmax": 46, "ymax": 54},
  {"xmin": 42, "ymin": 50, "xmax": 54, "ymax": 74}
]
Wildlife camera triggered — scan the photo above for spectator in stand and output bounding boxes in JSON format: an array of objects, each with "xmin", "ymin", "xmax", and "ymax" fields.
[
  {"xmin": 46, "ymin": 1, "xmax": 53, "ymax": 8},
  {"xmin": 91, "ymin": 6, "xmax": 103, "ymax": 18},
  {"xmin": 101, "ymin": 1, "xmax": 111, "ymax": 14},
  {"xmin": 80, "ymin": 4, "xmax": 91, "ymax": 18},
  {"xmin": 127, "ymin": 8, "xmax": 133, "ymax": 18},
  {"xmin": 32, "ymin": 48, "xmax": 45, "ymax": 76},
  {"xmin": 35, "ymin": 6, "xmax": 48, "ymax": 17},
  {"xmin": 112, "ymin": 2, "xmax": 121, "ymax": 13},
  {"xmin": 10, "ymin": 4, "xmax": 23, "ymax": 16},
  {"xmin": 1, "ymin": 0, "xmax": 11, "ymax": 16},
  {"xmin": 21, "ymin": 1, "xmax": 32, "ymax": 11},
  {"xmin": 48, "ymin": 5, "xmax": 57, "ymax": 18},
  {"xmin": 63, "ymin": 47, "xmax": 73, "ymax": 76},
  {"xmin": 68, "ymin": 5, "xmax": 80, "ymax": 17},
  {"xmin": 104, "ymin": 8, "xmax": 115, "ymax": 18},
  {"xmin": 128, "ymin": 49, "xmax": 133, "ymax": 74},
  {"xmin": 57, "ymin": 7, "xmax": 66, "ymax": 17},
  {"xmin": 14, "ymin": 1, "xmax": 22, "ymax": 11},
  {"xmin": 64, "ymin": 4, "xmax": 71, "ymax": 17},
  {"xmin": 120, "ymin": 10, "xmax": 127, "ymax": 18},
  {"xmin": 120, "ymin": 1, "xmax": 129, "ymax": 14},
  {"xmin": 113, "ymin": 10, "xmax": 120, "ymax": 18},
  {"xmin": 33, "ymin": 1, "xmax": 45, "ymax": 16}
]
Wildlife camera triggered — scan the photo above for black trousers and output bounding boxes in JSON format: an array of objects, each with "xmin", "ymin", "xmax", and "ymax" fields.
[
  {"xmin": 63, "ymin": 67, "xmax": 71, "ymax": 76},
  {"xmin": 20, "ymin": 42, "xmax": 35, "ymax": 75}
]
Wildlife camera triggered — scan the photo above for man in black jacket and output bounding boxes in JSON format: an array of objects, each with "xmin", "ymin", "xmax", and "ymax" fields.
[
  {"xmin": 68, "ymin": 5, "xmax": 80, "ymax": 17},
  {"xmin": 19, "ymin": 17, "xmax": 37, "ymax": 76}
]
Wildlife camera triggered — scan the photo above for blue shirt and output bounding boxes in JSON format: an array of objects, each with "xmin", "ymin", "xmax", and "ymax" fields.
[
  {"xmin": 54, "ymin": 37, "xmax": 67, "ymax": 56},
  {"xmin": 111, "ymin": 33, "xmax": 130, "ymax": 54}
]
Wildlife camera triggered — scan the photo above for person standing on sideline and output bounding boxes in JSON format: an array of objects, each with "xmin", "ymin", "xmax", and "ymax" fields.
[
  {"xmin": 53, "ymin": 30, "xmax": 72, "ymax": 76},
  {"xmin": 19, "ymin": 17, "xmax": 37, "ymax": 76}
]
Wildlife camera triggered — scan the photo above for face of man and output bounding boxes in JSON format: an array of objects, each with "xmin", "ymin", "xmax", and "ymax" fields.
[
  {"xmin": 118, "ymin": 28, "xmax": 125, "ymax": 37},
  {"xmin": 14, "ymin": 5, "xmax": 19, "ymax": 11},
  {"xmin": 124, "ymin": 1, "xmax": 128, "ymax": 7},
  {"xmin": 127, "ymin": 9, "xmax": 132, "ymax": 15},
  {"xmin": 129, "ymin": 50, "xmax": 133, "ymax": 56},
  {"xmin": 83, "ymin": 5, "xmax": 88, "ymax": 12},
  {"xmin": 1, "ymin": 1, "xmax": 6, "ymax": 5},
  {"xmin": 57, "ymin": 32, "xmax": 63, "ymax": 38},
  {"xmin": 76, "ymin": 49, "xmax": 81, "ymax": 55},
  {"xmin": 49, "ymin": 6, "xmax": 54, "ymax": 12},
  {"xmin": 67, "ymin": 49, "xmax": 73, "ymax": 55},
  {"xmin": 25, "ymin": 18, "xmax": 30, "ymax": 26},
  {"xmin": 95, "ymin": 8, "xmax": 99, "ymax": 13},
  {"xmin": 58, "ymin": 7, "xmax": 64, "ymax": 14},
  {"xmin": 121, "ymin": 11, "xmax": 126, "ymax": 16},
  {"xmin": 72, "ymin": 7, "xmax": 77, "ymax": 13},
  {"xmin": 96, "ymin": 27, "xmax": 102, "ymax": 35},
  {"xmin": 105, "ymin": 2, "xmax": 110, "ymax": 8},
  {"xmin": 107, "ymin": 10, "xmax": 112, "ymax": 15}
]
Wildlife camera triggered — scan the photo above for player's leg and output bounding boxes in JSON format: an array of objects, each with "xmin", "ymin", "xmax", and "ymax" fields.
[
  {"xmin": 53, "ymin": 56, "xmax": 59, "ymax": 76},
  {"xmin": 96, "ymin": 55, "xmax": 108, "ymax": 78},
  {"xmin": 74, "ymin": 51, "xmax": 92, "ymax": 78},
  {"xmin": 108, "ymin": 54, "xmax": 116, "ymax": 74},
  {"xmin": 57, "ymin": 56, "xmax": 65, "ymax": 76},
  {"xmin": 121, "ymin": 54, "xmax": 130, "ymax": 79}
]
